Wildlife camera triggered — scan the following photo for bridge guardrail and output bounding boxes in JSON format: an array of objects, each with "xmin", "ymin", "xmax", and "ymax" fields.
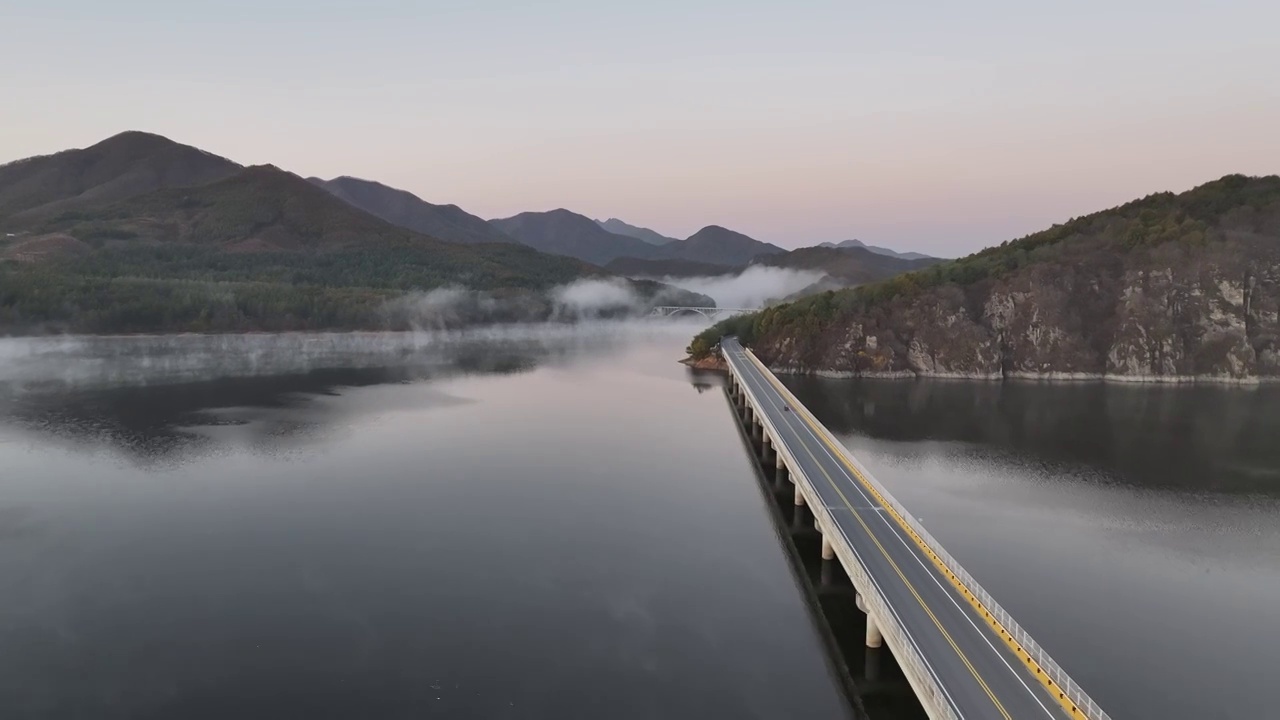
[
  {"xmin": 742, "ymin": 347, "xmax": 1111, "ymax": 720},
  {"xmin": 725, "ymin": 351, "xmax": 959, "ymax": 720}
]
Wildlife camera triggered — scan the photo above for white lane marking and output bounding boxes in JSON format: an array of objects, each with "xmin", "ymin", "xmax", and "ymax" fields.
[
  {"xmin": 737, "ymin": 348, "xmax": 1058, "ymax": 719},
  {"xmin": 728, "ymin": 350, "xmax": 966, "ymax": 719}
]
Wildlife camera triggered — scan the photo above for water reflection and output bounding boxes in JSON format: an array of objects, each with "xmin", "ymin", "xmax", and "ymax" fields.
[
  {"xmin": 1, "ymin": 368, "xmax": 466, "ymax": 465},
  {"xmin": 0, "ymin": 326, "xmax": 657, "ymax": 464},
  {"xmin": 784, "ymin": 377, "xmax": 1280, "ymax": 496},
  {"xmin": 784, "ymin": 374, "xmax": 1280, "ymax": 720},
  {"xmin": 0, "ymin": 326, "xmax": 851, "ymax": 720}
]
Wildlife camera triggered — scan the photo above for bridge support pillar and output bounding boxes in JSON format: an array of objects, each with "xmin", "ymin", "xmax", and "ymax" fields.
[
  {"xmin": 821, "ymin": 534, "xmax": 835, "ymax": 561},
  {"xmin": 864, "ymin": 646, "xmax": 882, "ymax": 682},
  {"xmin": 791, "ymin": 503, "xmax": 809, "ymax": 533},
  {"xmin": 761, "ymin": 436, "xmax": 774, "ymax": 464},
  {"xmin": 864, "ymin": 603, "xmax": 883, "ymax": 649},
  {"xmin": 820, "ymin": 558, "xmax": 838, "ymax": 587},
  {"xmin": 793, "ymin": 484, "xmax": 806, "ymax": 507},
  {"xmin": 773, "ymin": 457, "xmax": 788, "ymax": 490}
]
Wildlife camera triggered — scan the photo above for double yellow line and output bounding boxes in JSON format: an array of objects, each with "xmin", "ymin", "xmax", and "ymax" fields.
[
  {"xmin": 734, "ymin": 352, "xmax": 1010, "ymax": 719},
  {"xmin": 742, "ymin": 349, "xmax": 1091, "ymax": 720}
]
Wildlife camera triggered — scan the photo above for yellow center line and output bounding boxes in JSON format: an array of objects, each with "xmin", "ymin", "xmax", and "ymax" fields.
[
  {"xmin": 740, "ymin": 349, "xmax": 1088, "ymax": 720},
  {"xmin": 733, "ymin": 352, "xmax": 1009, "ymax": 719}
]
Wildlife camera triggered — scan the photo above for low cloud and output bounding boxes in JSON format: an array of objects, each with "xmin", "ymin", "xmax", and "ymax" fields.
[
  {"xmin": 381, "ymin": 285, "xmax": 514, "ymax": 330},
  {"xmin": 653, "ymin": 266, "xmax": 825, "ymax": 309},
  {"xmin": 381, "ymin": 278, "xmax": 667, "ymax": 329},
  {"xmin": 550, "ymin": 278, "xmax": 640, "ymax": 319}
]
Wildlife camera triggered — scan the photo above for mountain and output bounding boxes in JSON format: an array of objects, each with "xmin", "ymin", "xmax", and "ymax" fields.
[
  {"xmin": 493, "ymin": 210, "xmax": 784, "ymax": 268},
  {"xmin": 692, "ymin": 175, "xmax": 1280, "ymax": 381},
  {"xmin": 0, "ymin": 131, "xmax": 241, "ymax": 221},
  {"xmin": 756, "ymin": 245, "xmax": 941, "ymax": 285},
  {"xmin": 664, "ymin": 225, "xmax": 785, "ymax": 266},
  {"xmin": 489, "ymin": 209, "xmax": 663, "ymax": 266},
  {"xmin": 604, "ymin": 256, "xmax": 738, "ymax": 278},
  {"xmin": 308, "ymin": 176, "xmax": 515, "ymax": 245},
  {"xmin": 818, "ymin": 239, "xmax": 937, "ymax": 261},
  {"xmin": 0, "ymin": 160, "xmax": 706, "ymax": 334},
  {"xmin": 595, "ymin": 218, "xmax": 677, "ymax": 245},
  {"xmin": 752, "ymin": 245, "xmax": 944, "ymax": 304}
]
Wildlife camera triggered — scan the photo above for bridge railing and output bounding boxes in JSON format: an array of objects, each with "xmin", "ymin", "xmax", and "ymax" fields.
[
  {"xmin": 648, "ymin": 306, "xmax": 754, "ymax": 318},
  {"xmin": 724, "ymin": 349, "xmax": 959, "ymax": 720},
  {"xmin": 742, "ymin": 346, "xmax": 1111, "ymax": 720}
]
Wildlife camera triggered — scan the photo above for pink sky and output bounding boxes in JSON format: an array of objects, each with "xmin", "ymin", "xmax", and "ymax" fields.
[{"xmin": 4, "ymin": 1, "xmax": 1279, "ymax": 256}]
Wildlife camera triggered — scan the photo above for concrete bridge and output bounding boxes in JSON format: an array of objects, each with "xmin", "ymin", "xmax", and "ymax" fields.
[
  {"xmin": 648, "ymin": 306, "xmax": 753, "ymax": 321},
  {"xmin": 721, "ymin": 337, "xmax": 1109, "ymax": 720}
]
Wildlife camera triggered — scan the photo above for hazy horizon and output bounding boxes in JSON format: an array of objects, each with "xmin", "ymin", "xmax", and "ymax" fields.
[{"xmin": 4, "ymin": 1, "xmax": 1279, "ymax": 256}]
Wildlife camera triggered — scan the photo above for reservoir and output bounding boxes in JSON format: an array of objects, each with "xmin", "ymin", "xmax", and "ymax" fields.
[{"xmin": 1, "ymin": 326, "xmax": 1275, "ymax": 719}]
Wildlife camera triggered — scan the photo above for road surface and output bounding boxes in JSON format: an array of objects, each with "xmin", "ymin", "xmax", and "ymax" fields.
[{"xmin": 723, "ymin": 338, "xmax": 1073, "ymax": 720}]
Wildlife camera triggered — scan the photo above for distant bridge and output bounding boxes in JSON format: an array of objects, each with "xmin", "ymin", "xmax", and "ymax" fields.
[{"xmin": 648, "ymin": 306, "xmax": 753, "ymax": 321}]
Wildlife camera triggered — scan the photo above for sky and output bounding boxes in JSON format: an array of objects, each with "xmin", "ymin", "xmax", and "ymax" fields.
[{"xmin": 2, "ymin": 0, "xmax": 1279, "ymax": 256}]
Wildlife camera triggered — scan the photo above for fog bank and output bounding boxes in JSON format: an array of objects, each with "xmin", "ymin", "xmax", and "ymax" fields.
[
  {"xmin": 651, "ymin": 266, "xmax": 824, "ymax": 308},
  {"xmin": 0, "ymin": 320, "xmax": 710, "ymax": 391}
]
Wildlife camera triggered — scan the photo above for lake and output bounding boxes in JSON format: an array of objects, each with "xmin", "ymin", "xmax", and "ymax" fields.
[
  {"xmin": 1, "ymin": 326, "xmax": 1276, "ymax": 719},
  {"xmin": 782, "ymin": 375, "xmax": 1280, "ymax": 720}
]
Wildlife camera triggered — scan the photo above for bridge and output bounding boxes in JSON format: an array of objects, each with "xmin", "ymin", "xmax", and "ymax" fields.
[
  {"xmin": 720, "ymin": 337, "xmax": 1108, "ymax": 720},
  {"xmin": 648, "ymin": 306, "xmax": 753, "ymax": 320}
]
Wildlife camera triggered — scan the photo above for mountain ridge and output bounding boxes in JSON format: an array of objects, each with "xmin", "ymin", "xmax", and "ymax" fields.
[
  {"xmin": 0, "ymin": 130, "xmax": 241, "ymax": 221},
  {"xmin": 308, "ymin": 175, "xmax": 516, "ymax": 246},
  {"xmin": 595, "ymin": 217, "xmax": 677, "ymax": 245},
  {"xmin": 665, "ymin": 225, "xmax": 785, "ymax": 266},
  {"xmin": 818, "ymin": 238, "xmax": 937, "ymax": 261},
  {"xmin": 692, "ymin": 174, "xmax": 1280, "ymax": 381},
  {"xmin": 489, "ymin": 208, "xmax": 663, "ymax": 266},
  {"xmin": 0, "ymin": 134, "xmax": 710, "ymax": 334},
  {"xmin": 491, "ymin": 209, "xmax": 787, "ymax": 268}
]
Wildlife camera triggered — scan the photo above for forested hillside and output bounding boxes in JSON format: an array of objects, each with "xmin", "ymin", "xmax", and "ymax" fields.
[
  {"xmin": 692, "ymin": 175, "xmax": 1280, "ymax": 381},
  {"xmin": 0, "ymin": 148, "xmax": 705, "ymax": 334}
]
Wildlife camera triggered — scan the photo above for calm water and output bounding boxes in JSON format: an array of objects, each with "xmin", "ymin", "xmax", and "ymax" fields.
[
  {"xmin": 0, "ymin": 326, "xmax": 849, "ymax": 720},
  {"xmin": 1, "ymin": 329, "xmax": 1276, "ymax": 720},
  {"xmin": 783, "ymin": 377, "xmax": 1280, "ymax": 720}
]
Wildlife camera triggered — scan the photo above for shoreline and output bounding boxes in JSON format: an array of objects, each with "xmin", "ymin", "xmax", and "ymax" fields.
[
  {"xmin": 766, "ymin": 365, "xmax": 1277, "ymax": 386},
  {"xmin": 686, "ymin": 355, "xmax": 1276, "ymax": 386},
  {"xmin": 680, "ymin": 354, "xmax": 728, "ymax": 371}
]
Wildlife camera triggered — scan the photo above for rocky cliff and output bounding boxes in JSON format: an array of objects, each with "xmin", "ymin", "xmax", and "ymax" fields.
[{"xmin": 693, "ymin": 175, "xmax": 1280, "ymax": 383}]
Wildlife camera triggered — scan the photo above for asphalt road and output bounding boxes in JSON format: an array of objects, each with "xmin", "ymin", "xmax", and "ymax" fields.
[{"xmin": 723, "ymin": 338, "xmax": 1072, "ymax": 720}]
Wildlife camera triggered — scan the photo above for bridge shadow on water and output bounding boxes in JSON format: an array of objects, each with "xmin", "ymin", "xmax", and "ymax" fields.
[{"xmin": 716, "ymin": 383, "xmax": 929, "ymax": 720}]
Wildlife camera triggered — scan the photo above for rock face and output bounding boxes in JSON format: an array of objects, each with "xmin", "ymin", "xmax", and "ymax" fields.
[{"xmin": 746, "ymin": 176, "xmax": 1280, "ymax": 382}]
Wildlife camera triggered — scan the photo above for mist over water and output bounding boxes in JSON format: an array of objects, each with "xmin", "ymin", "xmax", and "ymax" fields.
[
  {"xmin": 650, "ymin": 266, "xmax": 824, "ymax": 308},
  {"xmin": 0, "ymin": 324, "xmax": 852, "ymax": 720},
  {"xmin": 1, "ymin": 326, "xmax": 1273, "ymax": 719},
  {"xmin": 0, "ymin": 321, "xmax": 708, "ymax": 392},
  {"xmin": 370, "ymin": 277, "xmax": 711, "ymax": 330}
]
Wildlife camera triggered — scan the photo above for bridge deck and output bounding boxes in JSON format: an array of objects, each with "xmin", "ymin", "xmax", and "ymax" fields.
[{"xmin": 723, "ymin": 338, "xmax": 1082, "ymax": 720}]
